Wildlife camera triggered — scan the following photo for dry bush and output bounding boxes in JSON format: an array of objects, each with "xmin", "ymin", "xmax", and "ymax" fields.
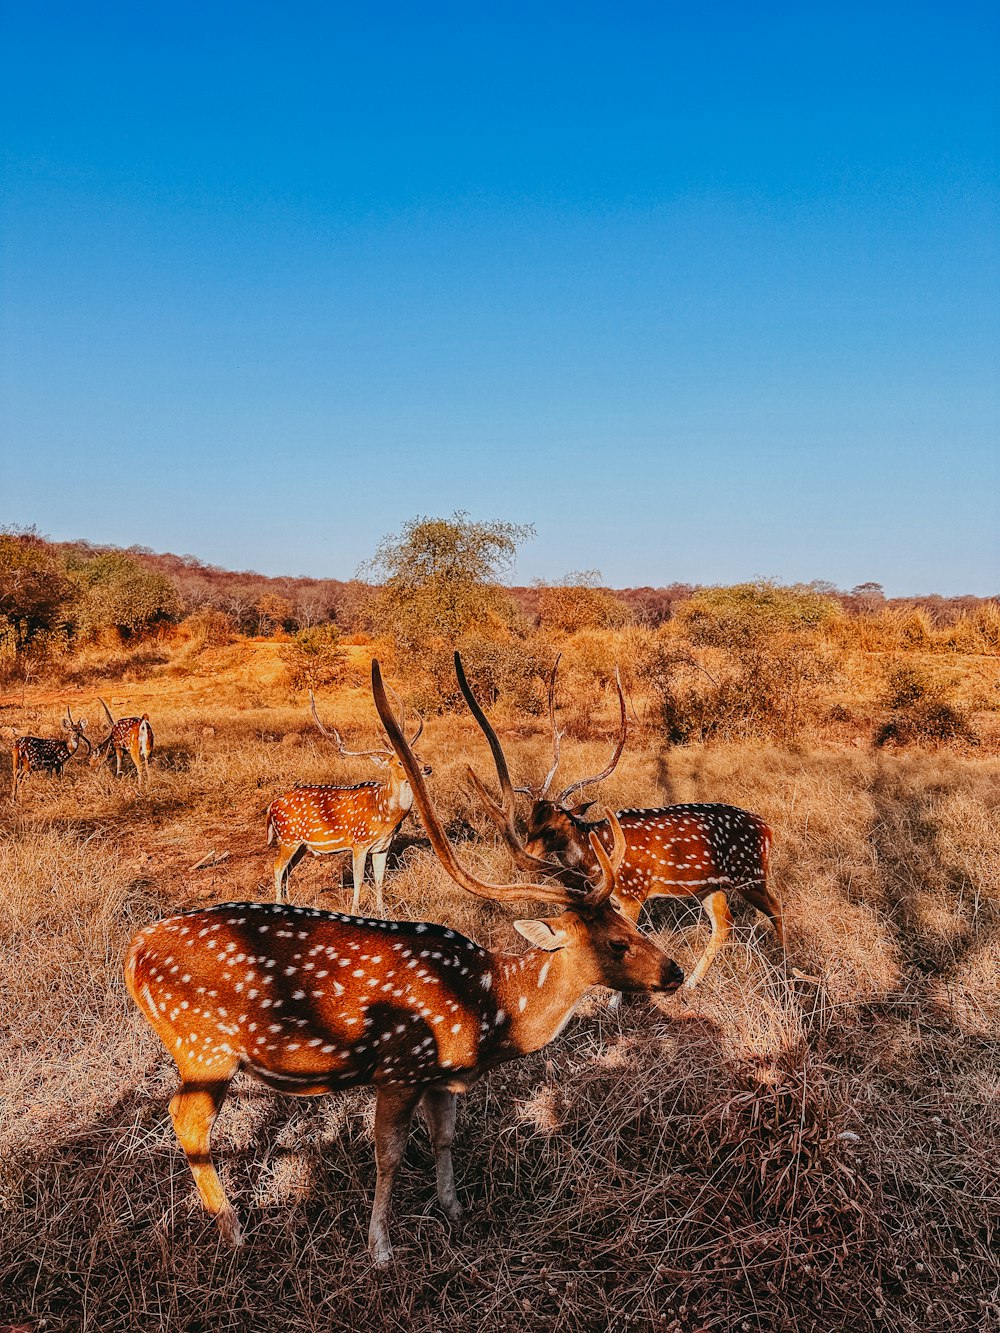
[
  {"xmin": 535, "ymin": 572, "xmax": 633, "ymax": 635},
  {"xmin": 635, "ymin": 628, "xmax": 835, "ymax": 745},
  {"xmin": 281, "ymin": 623, "xmax": 345, "ymax": 691},
  {"xmin": 0, "ymin": 669, "xmax": 998, "ymax": 1332},
  {"xmin": 177, "ymin": 606, "xmax": 238, "ymax": 650},
  {"xmin": 874, "ymin": 665, "xmax": 978, "ymax": 750}
]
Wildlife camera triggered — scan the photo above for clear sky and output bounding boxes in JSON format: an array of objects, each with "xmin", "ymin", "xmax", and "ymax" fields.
[{"xmin": 2, "ymin": 2, "xmax": 997, "ymax": 594}]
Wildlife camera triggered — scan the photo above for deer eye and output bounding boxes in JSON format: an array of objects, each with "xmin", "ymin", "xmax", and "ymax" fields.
[{"xmin": 608, "ymin": 940, "xmax": 630, "ymax": 956}]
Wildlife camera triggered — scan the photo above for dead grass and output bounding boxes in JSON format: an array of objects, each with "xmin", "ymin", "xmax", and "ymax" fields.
[{"xmin": 0, "ymin": 656, "xmax": 997, "ymax": 1332}]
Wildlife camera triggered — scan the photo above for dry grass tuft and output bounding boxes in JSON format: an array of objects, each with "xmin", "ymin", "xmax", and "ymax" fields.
[{"xmin": 1, "ymin": 657, "xmax": 997, "ymax": 1331}]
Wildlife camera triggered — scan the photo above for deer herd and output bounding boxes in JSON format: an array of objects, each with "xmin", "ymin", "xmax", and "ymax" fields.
[{"xmin": 9, "ymin": 655, "xmax": 784, "ymax": 1266}]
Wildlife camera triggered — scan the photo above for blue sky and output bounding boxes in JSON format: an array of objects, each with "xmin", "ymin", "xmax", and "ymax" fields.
[{"xmin": 2, "ymin": 2, "xmax": 997, "ymax": 593}]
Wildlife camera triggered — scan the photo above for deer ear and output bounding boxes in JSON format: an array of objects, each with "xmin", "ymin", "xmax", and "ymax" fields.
[
  {"xmin": 513, "ymin": 919, "xmax": 568, "ymax": 951},
  {"xmin": 61, "ymin": 719, "xmax": 71, "ymax": 730},
  {"xmin": 368, "ymin": 753, "xmax": 389, "ymax": 770},
  {"xmin": 79, "ymin": 719, "xmax": 88, "ymax": 731},
  {"xmin": 570, "ymin": 800, "xmax": 596, "ymax": 818}
]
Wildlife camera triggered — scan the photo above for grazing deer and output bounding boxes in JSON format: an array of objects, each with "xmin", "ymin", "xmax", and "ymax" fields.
[
  {"xmin": 90, "ymin": 698, "xmax": 154, "ymax": 785},
  {"xmin": 265, "ymin": 689, "xmax": 431, "ymax": 911},
  {"xmin": 124, "ymin": 660, "xmax": 683, "ymax": 1264},
  {"xmin": 456, "ymin": 653, "xmax": 782, "ymax": 989},
  {"xmin": 10, "ymin": 707, "xmax": 90, "ymax": 800}
]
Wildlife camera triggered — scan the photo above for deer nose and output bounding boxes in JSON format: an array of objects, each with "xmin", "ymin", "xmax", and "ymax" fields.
[{"xmin": 660, "ymin": 959, "xmax": 684, "ymax": 992}]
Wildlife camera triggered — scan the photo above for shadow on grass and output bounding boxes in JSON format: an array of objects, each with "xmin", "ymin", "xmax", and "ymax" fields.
[{"xmin": 6, "ymin": 974, "xmax": 995, "ymax": 1333}]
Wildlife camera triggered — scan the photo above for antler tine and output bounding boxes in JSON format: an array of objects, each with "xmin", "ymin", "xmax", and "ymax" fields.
[
  {"xmin": 454, "ymin": 652, "xmax": 590, "ymax": 884},
  {"xmin": 309, "ymin": 689, "xmax": 382, "ymax": 759},
  {"xmin": 373, "ymin": 660, "xmax": 585, "ymax": 908},
  {"xmin": 454, "ymin": 652, "xmax": 518, "ymax": 818},
  {"xmin": 465, "ymin": 766, "xmax": 575, "ymax": 880},
  {"xmin": 556, "ymin": 666, "xmax": 628, "ymax": 805},
  {"xmin": 586, "ymin": 811, "xmax": 625, "ymax": 905},
  {"xmin": 537, "ymin": 654, "xmax": 564, "ymax": 798},
  {"xmin": 383, "ymin": 680, "xmax": 424, "ymax": 750}
]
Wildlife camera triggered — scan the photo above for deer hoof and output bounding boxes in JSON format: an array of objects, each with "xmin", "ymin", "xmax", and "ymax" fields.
[
  {"xmin": 370, "ymin": 1237, "xmax": 394, "ymax": 1267},
  {"xmin": 215, "ymin": 1207, "xmax": 243, "ymax": 1247}
]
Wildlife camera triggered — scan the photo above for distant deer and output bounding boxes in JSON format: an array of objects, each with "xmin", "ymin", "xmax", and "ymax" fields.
[
  {"xmin": 10, "ymin": 707, "xmax": 91, "ymax": 800},
  {"xmin": 90, "ymin": 698, "xmax": 154, "ymax": 785},
  {"xmin": 265, "ymin": 689, "xmax": 431, "ymax": 911},
  {"xmin": 456, "ymin": 653, "xmax": 782, "ymax": 989},
  {"xmin": 125, "ymin": 660, "xmax": 683, "ymax": 1263}
]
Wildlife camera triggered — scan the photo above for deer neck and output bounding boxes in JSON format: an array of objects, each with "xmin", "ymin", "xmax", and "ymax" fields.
[
  {"xmin": 385, "ymin": 772, "xmax": 414, "ymax": 816},
  {"xmin": 491, "ymin": 945, "xmax": 596, "ymax": 1057}
]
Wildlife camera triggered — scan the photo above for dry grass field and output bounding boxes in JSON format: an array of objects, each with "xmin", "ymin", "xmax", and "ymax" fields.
[{"xmin": 1, "ymin": 642, "xmax": 998, "ymax": 1332}]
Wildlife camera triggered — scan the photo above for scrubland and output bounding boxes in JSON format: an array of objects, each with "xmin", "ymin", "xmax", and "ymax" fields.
[{"xmin": 1, "ymin": 636, "xmax": 998, "ymax": 1333}]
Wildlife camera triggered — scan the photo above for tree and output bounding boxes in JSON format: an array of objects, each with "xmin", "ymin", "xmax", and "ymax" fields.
[
  {"xmin": 363, "ymin": 512, "xmax": 534, "ymax": 651},
  {"xmin": 0, "ymin": 527, "xmax": 70, "ymax": 649},
  {"xmin": 535, "ymin": 570, "xmax": 632, "ymax": 634},
  {"xmin": 257, "ymin": 592, "xmax": 294, "ymax": 634},
  {"xmin": 69, "ymin": 551, "xmax": 180, "ymax": 639}
]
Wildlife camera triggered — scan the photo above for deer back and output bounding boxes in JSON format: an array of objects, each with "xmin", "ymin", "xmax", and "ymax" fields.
[
  {"xmin": 267, "ymin": 774, "xmax": 412, "ymax": 852},
  {"xmin": 525, "ymin": 801, "xmax": 772, "ymax": 914},
  {"xmin": 126, "ymin": 898, "xmax": 683, "ymax": 1092}
]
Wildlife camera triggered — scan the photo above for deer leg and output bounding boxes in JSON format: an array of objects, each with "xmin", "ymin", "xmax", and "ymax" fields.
[
  {"xmin": 743, "ymin": 883, "xmax": 785, "ymax": 949},
  {"xmin": 130, "ymin": 742, "xmax": 143, "ymax": 786},
  {"xmin": 685, "ymin": 890, "xmax": 733, "ymax": 989},
  {"xmin": 350, "ymin": 848, "xmax": 367, "ymax": 915},
  {"xmin": 369, "ymin": 1085, "xmax": 421, "ymax": 1266},
  {"xmin": 273, "ymin": 843, "xmax": 299, "ymax": 902},
  {"xmin": 370, "ymin": 851, "xmax": 389, "ymax": 918},
  {"xmin": 419, "ymin": 1088, "xmax": 461, "ymax": 1222},
  {"xmin": 168, "ymin": 1069, "xmax": 241, "ymax": 1245},
  {"xmin": 114, "ymin": 745, "xmax": 123, "ymax": 778}
]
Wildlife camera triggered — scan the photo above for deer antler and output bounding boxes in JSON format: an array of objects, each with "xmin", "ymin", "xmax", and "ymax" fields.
[
  {"xmin": 554, "ymin": 667, "xmax": 628, "ymax": 804},
  {"xmin": 67, "ymin": 705, "xmax": 92, "ymax": 753},
  {"xmin": 309, "ymin": 689, "xmax": 389, "ymax": 760},
  {"xmin": 97, "ymin": 697, "xmax": 116, "ymax": 729},
  {"xmin": 537, "ymin": 654, "xmax": 565, "ymax": 798},
  {"xmin": 454, "ymin": 653, "xmax": 577, "ymax": 880},
  {"xmin": 373, "ymin": 660, "xmax": 613, "ymax": 907}
]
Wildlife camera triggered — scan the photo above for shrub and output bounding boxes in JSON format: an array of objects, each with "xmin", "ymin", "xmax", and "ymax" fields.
[
  {"xmin": 0, "ymin": 526, "xmax": 71, "ymax": 649},
  {"xmin": 874, "ymin": 665, "xmax": 977, "ymax": 748},
  {"xmin": 674, "ymin": 579, "xmax": 841, "ymax": 649},
  {"xmin": 535, "ymin": 572, "xmax": 632, "ymax": 635},
  {"xmin": 179, "ymin": 607, "xmax": 237, "ymax": 650},
  {"xmin": 361, "ymin": 512, "xmax": 533, "ymax": 654},
  {"xmin": 68, "ymin": 551, "xmax": 180, "ymax": 639},
  {"xmin": 282, "ymin": 623, "xmax": 344, "ymax": 690},
  {"xmin": 635, "ymin": 630, "xmax": 833, "ymax": 744}
]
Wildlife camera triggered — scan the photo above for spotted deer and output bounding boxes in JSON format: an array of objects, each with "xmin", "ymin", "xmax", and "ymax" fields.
[
  {"xmin": 265, "ymin": 688, "xmax": 431, "ymax": 910},
  {"xmin": 10, "ymin": 707, "xmax": 91, "ymax": 800},
  {"xmin": 90, "ymin": 698, "xmax": 154, "ymax": 785},
  {"xmin": 456, "ymin": 652, "xmax": 782, "ymax": 989},
  {"xmin": 124, "ymin": 659, "xmax": 683, "ymax": 1265}
]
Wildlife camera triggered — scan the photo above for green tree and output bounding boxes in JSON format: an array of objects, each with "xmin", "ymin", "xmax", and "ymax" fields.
[
  {"xmin": 674, "ymin": 579, "xmax": 840, "ymax": 650},
  {"xmin": 70, "ymin": 551, "xmax": 181, "ymax": 639},
  {"xmin": 282, "ymin": 622, "xmax": 344, "ymax": 689},
  {"xmin": 363, "ymin": 512, "xmax": 534, "ymax": 651},
  {"xmin": 0, "ymin": 526, "xmax": 70, "ymax": 651}
]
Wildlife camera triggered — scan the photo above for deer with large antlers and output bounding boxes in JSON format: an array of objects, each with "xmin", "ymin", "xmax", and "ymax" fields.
[
  {"xmin": 10, "ymin": 707, "xmax": 91, "ymax": 800},
  {"xmin": 456, "ymin": 653, "xmax": 782, "ymax": 990},
  {"xmin": 265, "ymin": 689, "xmax": 430, "ymax": 910},
  {"xmin": 124, "ymin": 660, "xmax": 683, "ymax": 1263},
  {"xmin": 90, "ymin": 698, "xmax": 154, "ymax": 785}
]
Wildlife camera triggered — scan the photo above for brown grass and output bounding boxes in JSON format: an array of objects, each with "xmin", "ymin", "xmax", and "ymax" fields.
[{"xmin": 0, "ymin": 650, "xmax": 997, "ymax": 1332}]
